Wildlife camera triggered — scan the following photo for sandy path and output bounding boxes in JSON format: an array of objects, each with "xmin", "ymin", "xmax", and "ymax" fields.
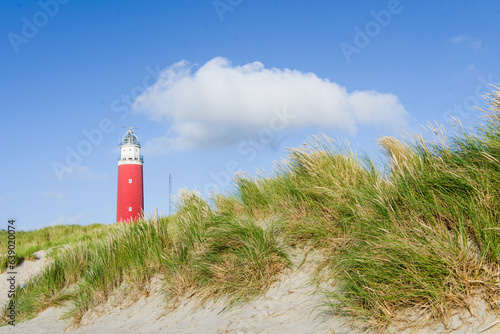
[{"xmin": 0, "ymin": 250, "xmax": 51, "ymax": 308}]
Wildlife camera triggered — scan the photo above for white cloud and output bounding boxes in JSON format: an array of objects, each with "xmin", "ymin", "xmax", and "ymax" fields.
[
  {"xmin": 133, "ymin": 57, "xmax": 409, "ymax": 154},
  {"xmin": 450, "ymin": 35, "xmax": 466, "ymax": 44},
  {"xmin": 467, "ymin": 64, "xmax": 477, "ymax": 72},
  {"xmin": 42, "ymin": 190, "xmax": 67, "ymax": 204},
  {"xmin": 49, "ymin": 213, "xmax": 86, "ymax": 226},
  {"xmin": 60, "ymin": 166, "xmax": 108, "ymax": 181},
  {"xmin": 0, "ymin": 192, "xmax": 18, "ymax": 202},
  {"xmin": 470, "ymin": 40, "xmax": 483, "ymax": 49},
  {"xmin": 450, "ymin": 35, "xmax": 483, "ymax": 49}
]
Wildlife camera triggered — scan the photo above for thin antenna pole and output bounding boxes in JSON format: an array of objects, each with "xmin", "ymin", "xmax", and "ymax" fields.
[{"xmin": 169, "ymin": 173, "xmax": 172, "ymax": 216}]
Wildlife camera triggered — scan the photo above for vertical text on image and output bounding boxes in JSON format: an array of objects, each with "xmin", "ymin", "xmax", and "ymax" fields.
[{"xmin": 6, "ymin": 218, "xmax": 17, "ymax": 326}]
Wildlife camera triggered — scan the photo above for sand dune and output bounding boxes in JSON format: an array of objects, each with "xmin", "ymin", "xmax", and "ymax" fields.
[{"xmin": 1, "ymin": 252, "xmax": 499, "ymax": 333}]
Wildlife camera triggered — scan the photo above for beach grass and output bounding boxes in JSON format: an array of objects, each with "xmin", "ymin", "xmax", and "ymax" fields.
[
  {"xmin": 0, "ymin": 223, "xmax": 107, "ymax": 273},
  {"xmin": 6, "ymin": 204, "xmax": 289, "ymax": 325}
]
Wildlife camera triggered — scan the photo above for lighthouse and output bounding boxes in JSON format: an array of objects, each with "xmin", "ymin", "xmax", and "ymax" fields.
[{"xmin": 116, "ymin": 127, "xmax": 144, "ymax": 223}]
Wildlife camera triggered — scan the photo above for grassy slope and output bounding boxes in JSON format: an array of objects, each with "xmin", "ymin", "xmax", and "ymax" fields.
[
  {"xmin": 3, "ymin": 90, "xmax": 500, "ymax": 331},
  {"xmin": 0, "ymin": 224, "xmax": 107, "ymax": 273}
]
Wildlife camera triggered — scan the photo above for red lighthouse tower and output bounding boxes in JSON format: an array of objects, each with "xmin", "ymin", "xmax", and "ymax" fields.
[{"xmin": 116, "ymin": 127, "xmax": 144, "ymax": 223}]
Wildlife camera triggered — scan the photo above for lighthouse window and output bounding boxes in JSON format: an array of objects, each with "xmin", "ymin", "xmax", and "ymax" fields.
[
  {"xmin": 129, "ymin": 207, "xmax": 132, "ymax": 211},
  {"xmin": 129, "ymin": 179, "xmax": 132, "ymax": 183}
]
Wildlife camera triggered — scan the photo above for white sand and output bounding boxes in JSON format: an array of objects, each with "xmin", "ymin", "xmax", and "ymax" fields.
[{"xmin": 0, "ymin": 252, "xmax": 499, "ymax": 333}]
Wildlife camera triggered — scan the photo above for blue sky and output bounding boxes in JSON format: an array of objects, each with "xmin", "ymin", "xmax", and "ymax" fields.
[{"xmin": 1, "ymin": 0, "xmax": 499, "ymax": 230}]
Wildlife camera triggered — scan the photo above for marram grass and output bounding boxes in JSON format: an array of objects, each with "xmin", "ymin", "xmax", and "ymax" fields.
[
  {"xmin": 0, "ymin": 223, "xmax": 106, "ymax": 273},
  {"xmin": 3, "ymin": 89, "xmax": 500, "ymax": 331},
  {"xmin": 4, "ymin": 203, "xmax": 289, "ymax": 325}
]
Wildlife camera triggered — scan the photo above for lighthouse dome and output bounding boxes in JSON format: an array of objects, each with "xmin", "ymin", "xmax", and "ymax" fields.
[{"xmin": 121, "ymin": 131, "xmax": 140, "ymax": 146}]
